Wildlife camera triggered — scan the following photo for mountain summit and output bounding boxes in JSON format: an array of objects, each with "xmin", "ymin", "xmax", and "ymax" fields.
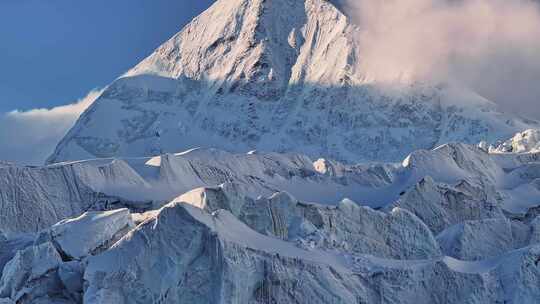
[
  {"xmin": 47, "ymin": 0, "xmax": 536, "ymax": 164},
  {"xmin": 4, "ymin": 2, "xmax": 540, "ymax": 302}
]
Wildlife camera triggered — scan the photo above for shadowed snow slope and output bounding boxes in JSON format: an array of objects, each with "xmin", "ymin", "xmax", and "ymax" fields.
[
  {"xmin": 1, "ymin": 131, "xmax": 540, "ymax": 302},
  {"xmin": 82, "ymin": 203, "xmax": 540, "ymax": 303},
  {"xmin": 2, "ymin": 0, "xmax": 540, "ymax": 301},
  {"xmin": 4, "ymin": 137, "xmax": 540, "ymax": 234},
  {"xmin": 173, "ymin": 187, "xmax": 441, "ymax": 259},
  {"xmin": 47, "ymin": 0, "xmax": 537, "ymax": 164}
]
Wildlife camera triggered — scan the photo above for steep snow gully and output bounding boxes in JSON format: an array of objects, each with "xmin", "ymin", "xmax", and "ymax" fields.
[{"xmin": 2, "ymin": 0, "xmax": 540, "ymax": 303}]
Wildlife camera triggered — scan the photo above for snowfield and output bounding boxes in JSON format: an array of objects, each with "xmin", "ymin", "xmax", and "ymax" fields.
[
  {"xmin": 2, "ymin": 133, "xmax": 540, "ymax": 303},
  {"xmin": 47, "ymin": 0, "xmax": 536, "ymax": 165},
  {"xmin": 2, "ymin": 0, "xmax": 540, "ymax": 303}
]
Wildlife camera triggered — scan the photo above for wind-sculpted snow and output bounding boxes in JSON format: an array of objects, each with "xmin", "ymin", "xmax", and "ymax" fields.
[
  {"xmin": 2, "ymin": 133, "xmax": 540, "ymax": 301},
  {"xmin": 83, "ymin": 203, "xmax": 366, "ymax": 303},
  {"xmin": 0, "ymin": 234, "xmax": 33, "ymax": 277},
  {"xmin": 34, "ymin": 208, "xmax": 134, "ymax": 260},
  {"xmin": 437, "ymin": 218, "xmax": 530, "ymax": 261},
  {"xmin": 0, "ymin": 147, "xmax": 406, "ymax": 234},
  {"xmin": 173, "ymin": 186, "xmax": 441, "ymax": 259},
  {"xmin": 493, "ymin": 129, "xmax": 540, "ymax": 153},
  {"xmin": 0, "ymin": 242, "xmax": 63, "ymax": 303},
  {"xmin": 5, "ymin": 139, "xmax": 540, "ymax": 231},
  {"xmin": 47, "ymin": 0, "xmax": 537, "ymax": 165},
  {"xmin": 80, "ymin": 203, "xmax": 540, "ymax": 303},
  {"xmin": 389, "ymin": 177, "xmax": 505, "ymax": 234},
  {"xmin": 0, "ymin": 159, "xmax": 148, "ymax": 233},
  {"xmin": 3, "ymin": 0, "xmax": 540, "ymax": 301},
  {"xmin": 0, "ymin": 210, "xmax": 137, "ymax": 304}
]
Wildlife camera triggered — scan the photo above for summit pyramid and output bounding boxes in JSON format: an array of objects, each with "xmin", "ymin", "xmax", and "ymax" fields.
[{"xmin": 48, "ymin": 0, "xmax": 536, "ymax": 164}]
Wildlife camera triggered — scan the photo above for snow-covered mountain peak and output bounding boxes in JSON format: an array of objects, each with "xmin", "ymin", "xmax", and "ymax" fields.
[
  {"xmin": 47, "ymin": 0, "xmax": 537, "ymax": 164},
  {"xmin": 126, "ymin": 0, "xmax": 353, "ymax": 89},
  {"xmin": 493, "ymin": 129, "xmax": 540, "ymax": 153},
  {"xmin": 5, "ymin": 1, "xmax": 540, "ymax": 303}
]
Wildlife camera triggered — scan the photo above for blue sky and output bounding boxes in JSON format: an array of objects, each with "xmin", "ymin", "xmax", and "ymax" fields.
[
  {"xmin": 0, "ymin": 0, "xmax": 214, "ymax": 164},
  {"xmin": 0, "ymin": 0, "xmax": 214, "ymax": 112}
]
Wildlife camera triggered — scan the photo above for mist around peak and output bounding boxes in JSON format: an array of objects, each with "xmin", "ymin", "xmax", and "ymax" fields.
[{"xmin": 339, "ymin": 0, "xmax": 540, "ymax": 119}]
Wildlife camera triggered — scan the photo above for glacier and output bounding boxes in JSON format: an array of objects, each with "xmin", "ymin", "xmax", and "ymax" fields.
[
  {"xmin": 47, "ymin": 0, "xmax": 537, "ymax": 164},
  {"xmin": 2, "ymin": 133, "xmax": 540, "ymax": 302},
  {"xmin": 2, "ymin": 0, "xmax": 540, "ymax": 303}
]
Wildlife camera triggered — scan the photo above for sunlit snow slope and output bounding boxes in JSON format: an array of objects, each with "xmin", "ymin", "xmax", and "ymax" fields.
[
  {"xmin": 47, "ymin": 0, "xmax": 537, "ymax": 164},
  {"xmin": 3, "ymin": 131, "xmax": 540, "ymax": 302},
  {"xmin": 3, "ymin": 0, "xmax": 540, "ymax": 303}
]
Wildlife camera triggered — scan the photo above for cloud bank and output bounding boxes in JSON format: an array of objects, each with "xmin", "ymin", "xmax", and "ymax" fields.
[
  {"xmin": 339, "ymin": 0, "xmax": 540, "ymax": 119},
  {"xmin": 0, "ymin": 89, "xmax": 102, "ymax": 165}
]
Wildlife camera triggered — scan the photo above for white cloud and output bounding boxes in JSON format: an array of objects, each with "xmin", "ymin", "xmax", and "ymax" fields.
[
  {"xmin": 0, "ymin": 89, "xmax": 103, "ymax": 165},
  {"xmin": 340, "ymin": 0, "xmax": 540, "ymax": 119}
]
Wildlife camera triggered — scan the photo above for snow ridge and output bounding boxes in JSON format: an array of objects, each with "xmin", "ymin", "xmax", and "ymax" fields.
[
  {"xmin": 2, "ymin": 0, "xmax": 540, "ymax": 302},
  {"xmin": 2, "ymin": 130, "xmax": 540, "ymax": 302},
  {"xmin": 47, "ymin": 0, "xmax": 537, "ymax": 164}
]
